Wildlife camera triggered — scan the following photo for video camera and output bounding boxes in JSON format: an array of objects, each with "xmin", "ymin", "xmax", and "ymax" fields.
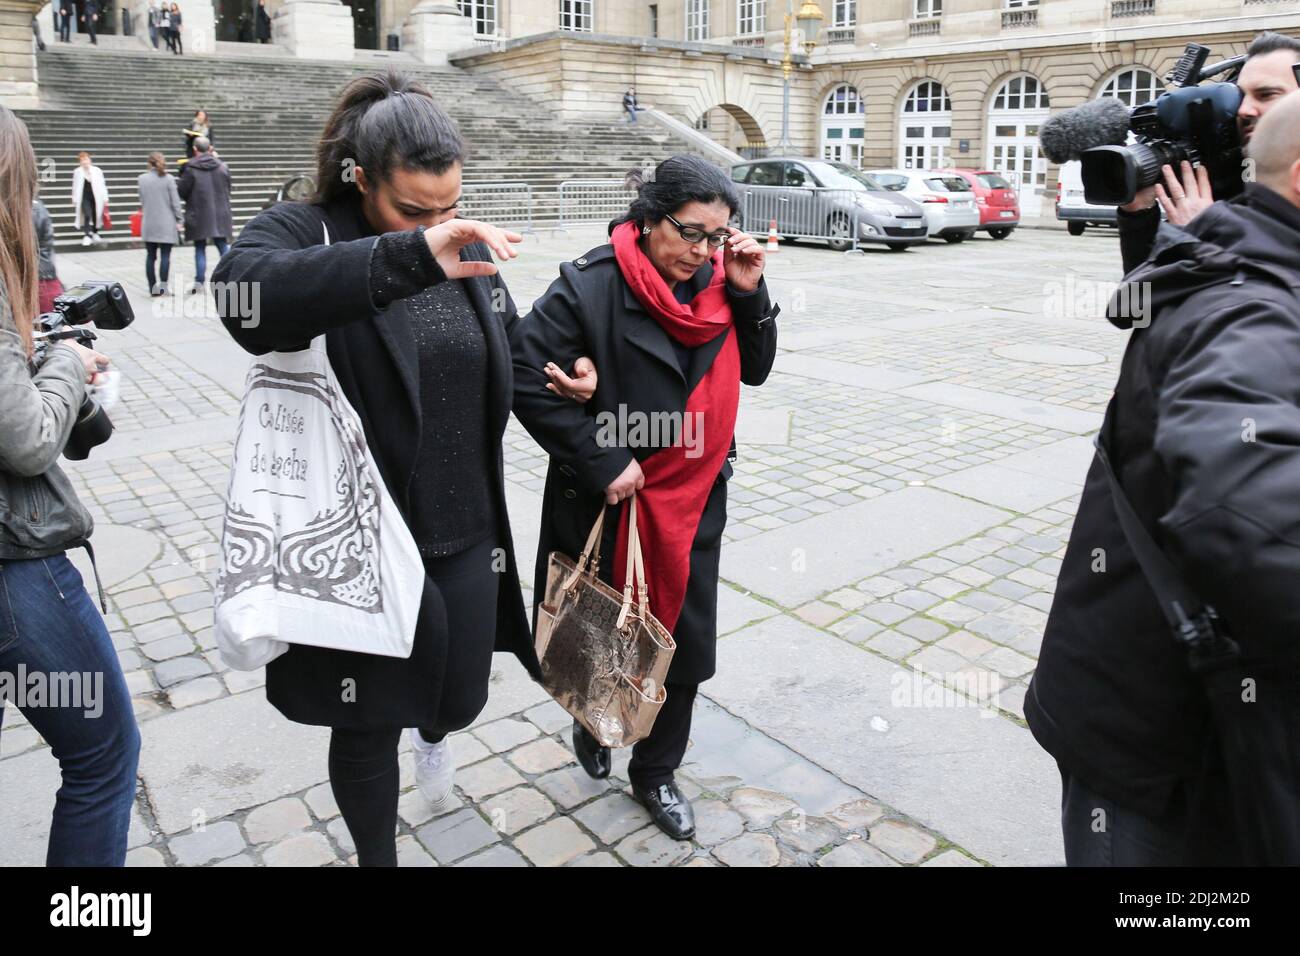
[
  {"xmin": 1040, "ymin": 43, "xmax": 1249, "ymax": 206},
  {"xmin": 32, "ymin": 280, "xmax": 133, "ymax": 460}
]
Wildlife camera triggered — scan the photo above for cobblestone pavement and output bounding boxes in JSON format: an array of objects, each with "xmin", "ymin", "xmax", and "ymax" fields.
[{"xmin": 0, "ymin": 223, "xmax": 1130, "ymax": 866}]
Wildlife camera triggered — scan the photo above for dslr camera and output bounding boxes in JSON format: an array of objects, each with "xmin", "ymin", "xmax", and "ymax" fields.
[{"xmin": 32, "ymin": 280, "xmax": 134, "ymax": 460}]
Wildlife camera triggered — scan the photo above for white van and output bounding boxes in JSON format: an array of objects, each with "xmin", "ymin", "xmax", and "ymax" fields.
[{"xmin": 1055, "ymin": 160, "xmax": 1119, "ymax": 236}]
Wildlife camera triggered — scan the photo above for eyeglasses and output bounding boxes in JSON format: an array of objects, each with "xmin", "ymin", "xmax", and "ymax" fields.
[{"xmin": 662, "ymin": 213, "xmax": 730, "ymax": 248}]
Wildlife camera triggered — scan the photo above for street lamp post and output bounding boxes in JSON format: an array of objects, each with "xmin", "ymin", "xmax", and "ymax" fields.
[{"xmin": 777, "ymin": 0, "xmax": 824, "ymax": 154}]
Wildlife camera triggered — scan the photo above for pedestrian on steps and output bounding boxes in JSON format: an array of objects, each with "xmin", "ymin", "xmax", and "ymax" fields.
[
  {"xmin": 169, "ymin": 3, "xmax": 183, "ymax": 55},
  {"xmin": 177, "ymin": 137, "xmax": 231, "ymax": 292},
  {"xmin": 138, "ymin": 151, "xmax": 184, "ymax": 296},
  {"xmin": 71, "ymin": 151, "xmax": 109, "ymax": 246}
]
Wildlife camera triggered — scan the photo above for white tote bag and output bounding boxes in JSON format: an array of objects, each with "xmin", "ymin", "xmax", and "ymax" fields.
[{"xmin": 214, "ymin": 223, "xmax": 423, "ymax": 670}]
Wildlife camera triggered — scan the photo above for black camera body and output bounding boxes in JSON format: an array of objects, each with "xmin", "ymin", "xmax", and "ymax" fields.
[
  {"xmin": 32, "ymin": 280, "xmax": 134, "ymax": 461},
  {"xmin": 1080, "ymin": 42, "xmax": 1247, "ymax": 206}
]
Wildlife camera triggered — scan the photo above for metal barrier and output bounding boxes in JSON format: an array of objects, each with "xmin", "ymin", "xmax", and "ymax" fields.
[
  {"xmin": 460, "ymin": 182, "xmax": 535, "ymax": 232},
  {"xmin": 736, "ymin": 184, "xmax": 866, "ymax": 251},
  {"xmin": 558, "ymin": 180, "xmax": 637, "ymax": 229}
]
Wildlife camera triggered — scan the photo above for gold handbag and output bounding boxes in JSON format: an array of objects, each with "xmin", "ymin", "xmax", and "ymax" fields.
[{"xmin": 535, "ymin": 493, "xmax": 675, "ymax": 748}]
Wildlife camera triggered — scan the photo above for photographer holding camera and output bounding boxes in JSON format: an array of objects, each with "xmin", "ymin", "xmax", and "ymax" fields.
[
  {"xmin": 1118, "ymin": 31, "xmax": 1300, "ymax": 273},
  {"xmin": 1027, "ymin": 91, "xmax": 1300, "ymax": 866},
  {"xmin": 0, "ymin": 107, "xmax": 140, "ymax": 866}
]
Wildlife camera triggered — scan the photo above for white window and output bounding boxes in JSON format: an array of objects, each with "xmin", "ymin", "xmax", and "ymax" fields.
[
  {"xmin": 914, "ymin": 0, "xmax": 942, "ymax": 18},
  {"xmin": 1100, "ymin": 67, "xmax": 1162, "ymax": 108},
  {"xmin": 987, "ymin": 73, "xmax": 1051, "ymax": 215},
  {"xmin": 458, "ymin": 0, "xmax": 497, "ymax": 35},
  {"xmin": 821, "ymin": 84, "xmax": 865, "ymax": 166},
  {"xmin": 738, "ymin": 0, "xmax": 766, "ymax": 35},
  {"xmin": 833, "ymin": 0, "xmax": 856, "ymax": 27},
  {"xmin": 992, "ymin": 73, "xmax": 1050, "ymax": 110},
  {"xmin": 899, "ymin": 81, "xmax": 951, "ymax": 169},
  {"xmin": 686, "ymin": 0, "xmax": 709, "ymax": 41},
  {"xmin": 559, "ymin": 0, "xmax": 593, "ymax": 32},
  {"xmin": 1003, "ymin": 0, "xmax": 1038, "ymax": 7},
  {"xmin": 903, "ymin": 80, "xmax": 951, "ymax": 113}
]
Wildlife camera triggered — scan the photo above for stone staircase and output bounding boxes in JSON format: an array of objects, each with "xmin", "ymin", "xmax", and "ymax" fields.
[{"xmin": 19, "ymin": 44, "xmax": 706, "ymax": 249}]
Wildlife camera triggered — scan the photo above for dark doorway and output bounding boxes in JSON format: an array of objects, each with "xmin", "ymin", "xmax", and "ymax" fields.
[
  {"xmin": 70, "ymin": 0, "xmax": 120, "ymax": 36},
  {"xmin": 342, "ymin": 0, "xmax": 377, "ymax": 50},
  {"xmin": 216, "ymin": 0, "xmax": 257, "ymax": 41}
]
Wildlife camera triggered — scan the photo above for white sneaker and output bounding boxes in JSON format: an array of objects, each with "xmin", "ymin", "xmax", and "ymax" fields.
[
  {"xmin": 81, "ymin": 235, "xmax": 92, "ymax": 246},
  {"xmin": 409, "ymin": 729, "xmax": 455, "ymax": 806}
]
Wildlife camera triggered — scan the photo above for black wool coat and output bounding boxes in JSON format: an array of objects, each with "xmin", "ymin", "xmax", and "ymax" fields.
[
  {"xmin": 509, "ymin": 242, "xmax": 778, "ymax": 684},
  {"xmin": 1027, "ymin": 185, "xmax": 1300, "ymax": 822},
  {"xmin": 213, "ymin": 195, "xmax": 537, "ymax": 730},
  {"xmin": 178, "ymin": 152, "xmax": 232, "ymax": 241}
]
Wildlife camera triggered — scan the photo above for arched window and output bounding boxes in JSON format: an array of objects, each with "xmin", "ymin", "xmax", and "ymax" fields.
[
  {"xmin": 899, "ymin": 81, "xmax": 952, "ymax": 169},
  {"xmin": 992, "ymin": 74, "xmax": 1050, "ymax": 111},
  {"xmin": 821, "ymin": 84, "xmax": 865, "ymax": 166},
  {"xmin": 1100, "ymin": 67, "xmax": 1161, "ymax": 107}
]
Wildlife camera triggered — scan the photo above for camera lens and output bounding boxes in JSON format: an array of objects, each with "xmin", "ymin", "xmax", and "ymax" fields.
[{"xmin": 62, "ymin": 397, "xmax": 114, "ymax": 461}]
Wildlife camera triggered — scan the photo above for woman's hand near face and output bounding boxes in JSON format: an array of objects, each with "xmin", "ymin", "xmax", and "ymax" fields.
[
  {"xmin": 723, "ymin": 226, "xmax": 765, "ymax": 293},
  {"xmin": 423, "ymin": 218, "xmax": 522, "ymax": 279},
  {"xmin": 605, "ymin": 457, "xmax": 644, "ymax": 505},
  {"xmin": 544, "ymin": 356, "xmax": 597, "ymax": 403}
]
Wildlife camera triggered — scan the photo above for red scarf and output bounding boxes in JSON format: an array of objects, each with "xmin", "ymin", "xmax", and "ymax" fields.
[{"xmin": 608, "ymin": 220, "xmax": 741, "ymax": 633}]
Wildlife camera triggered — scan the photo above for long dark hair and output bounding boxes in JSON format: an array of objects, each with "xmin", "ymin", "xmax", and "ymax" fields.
[
  {"xmin": 609, "ymin": 154, "xmax": 739, "ymax": 235},
  {"xmin": 314, "ymin": 70, "xmax": 465, "ymax": 204},
  {"xmin": 0, "ymin": 106, "xmax": 39, "ymax": 355}
]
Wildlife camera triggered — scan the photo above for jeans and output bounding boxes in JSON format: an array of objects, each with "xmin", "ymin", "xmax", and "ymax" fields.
[
  {"xmin": 145, "ymin": 241, "xmax": 172, "ymax": 292},
  {"xmin": 0, "ymin": 555, "xmax": 141, "ymax": 866},
  {"xmin": 193, "ymin": 237, "xmax": 228, "ymax": 285},
  {"xmin": 1058, "ymin": 764, "xmax": 1238, "ymax": 866}
]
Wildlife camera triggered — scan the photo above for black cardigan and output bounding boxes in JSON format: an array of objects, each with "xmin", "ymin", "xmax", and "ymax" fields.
[{"xmin": 213, "ymin": 195, "xmax": 537, "ymax": 730}]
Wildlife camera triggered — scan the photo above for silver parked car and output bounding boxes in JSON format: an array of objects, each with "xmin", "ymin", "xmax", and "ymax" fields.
[
  {"xmin": 866, "ymin": 169, "xmax": 982, "ymax": 243},
  {"xmin": 731, "ymin": 157, "xmax": 929, "ymax": 252}
]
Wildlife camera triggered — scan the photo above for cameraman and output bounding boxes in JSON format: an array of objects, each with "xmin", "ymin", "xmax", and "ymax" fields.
[
  {"xmin": 0, "ymin": 107, "xmax": 140, "ymax": 866},
  {"xmin": 1028, "ymin": 92, "xmax": 1300, "ymax": 865},
  {"xmin": 1118, "ymin": 31, "xmax": 1300, "ymax": 274}
]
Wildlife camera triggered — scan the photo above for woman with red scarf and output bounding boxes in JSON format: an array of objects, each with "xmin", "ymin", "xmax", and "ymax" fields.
[{"xmin": 511, "ymin": 155, "xmax": 778, "ymax": 840}]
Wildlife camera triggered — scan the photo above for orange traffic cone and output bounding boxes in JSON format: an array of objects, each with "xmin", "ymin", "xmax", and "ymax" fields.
[{"xmin": 766, "ymin": 219, "xmax": 780, "ymax": 254}]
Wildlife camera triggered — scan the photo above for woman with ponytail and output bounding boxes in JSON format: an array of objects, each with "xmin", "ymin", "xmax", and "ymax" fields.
[
  {"xmin": 137, "ymin": 151, "xmax": 183, "ymax": 295},
  {"xmin": 510, "ymin": 154, "xmax": 779, "ymax": 840},
  {"xmin": 212, "ymin": 70, "xmax": 599, "ymax": 867}
]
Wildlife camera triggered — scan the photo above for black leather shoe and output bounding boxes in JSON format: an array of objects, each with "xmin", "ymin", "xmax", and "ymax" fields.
[
  {"xmin": 571, "ymin": 719, "xmax": 611, "ymax": 779},
  {"xmin": 632, "ymin": 781, "xmax": 696, "ymax": 841}
]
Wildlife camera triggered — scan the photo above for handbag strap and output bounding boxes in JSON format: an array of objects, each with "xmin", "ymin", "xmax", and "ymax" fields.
[
  {"xmin": 561, "ymin": 504, "xmax": 607, "ymax": 591},
  {"xmin": 1094, "ymin": 404, "xmax": 1239, "ymax": 669},
  {"xmin": 616, "ymin": 493, "xmax": 651, "ymax": 630}
]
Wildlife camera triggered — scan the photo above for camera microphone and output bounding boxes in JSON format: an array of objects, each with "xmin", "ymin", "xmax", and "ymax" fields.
[{"xmin": 1039, "ymin": 97, "xmax": 1132, "ymax": 164}]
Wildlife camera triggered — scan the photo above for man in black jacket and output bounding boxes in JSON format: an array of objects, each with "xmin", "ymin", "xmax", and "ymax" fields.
[
  {"xmin": 1028, "ymin": 91, "xmax": 1300, "ymax": 865},
  {"xmin": 1118, "ymin": 31, "xmax": 1300, "ymax": 275}
]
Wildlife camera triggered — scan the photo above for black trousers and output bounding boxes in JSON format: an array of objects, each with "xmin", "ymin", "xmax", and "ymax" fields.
[
  {"xmin": 627, "ymin": 681, "xmax": 698, "ymax": 789},
  {"xmin": 329, "ymin": 536, "xmax": 500, "ymax": 866},
  {"xmin": 1059, "ymin": 764, "xmax": 1238, "ymax": 866},
  {"xmin": 80, "ymin": 189, "xmax": 97, "ymax": 236}
]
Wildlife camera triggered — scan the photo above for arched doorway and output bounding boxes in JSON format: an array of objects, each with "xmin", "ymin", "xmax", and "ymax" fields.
[
  {"xmin": 986, "ymin": 73, "xmax": 1050, "ymax": 215},
  {"xmin": 899, "ymin": 80, "xmax": 951, "ymax": 170},
  {"xmin": 820, "ymin": 83, "xmax": 864, "ymax": 166},
  {"xmin": 695, "ymin": 103, "xmax": 768, "ymax": 158}
]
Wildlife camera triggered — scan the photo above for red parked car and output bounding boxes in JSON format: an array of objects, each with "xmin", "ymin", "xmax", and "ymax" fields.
[{"xmin": 933, "ymin": 168, "xmax": 1019, "ymax": 239}]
